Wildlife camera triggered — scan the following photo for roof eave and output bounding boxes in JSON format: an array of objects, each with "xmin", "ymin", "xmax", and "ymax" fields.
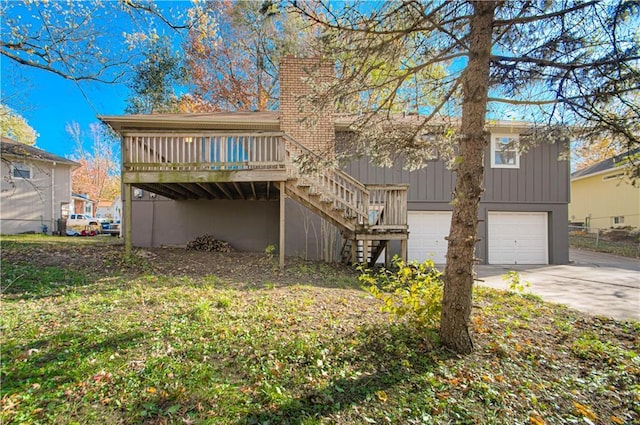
[
  {"xmin": 1, "ymin": 150, "xmax": 79, "ymax": 168},
  {"xmin": 571, "ymin": 166, "xmax": 628, "ymax": 182},
  {"xmin": 99, "ymin": 115, "xmax": 281, "ymax": 134}
]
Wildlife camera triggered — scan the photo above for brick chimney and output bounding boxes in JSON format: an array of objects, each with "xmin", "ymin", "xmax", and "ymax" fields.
[{"xmin": 279, "ymin": 57, "xmax": 335, "ymax": 155}]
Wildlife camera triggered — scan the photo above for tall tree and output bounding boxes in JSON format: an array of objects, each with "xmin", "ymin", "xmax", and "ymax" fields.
[
  {"xmin": 296, "ymin": 0, "xmax": 639, "ymax": 353},
  {"xmin": 183, "ymin": 0, "xmax": 317, "ymax": 112},
  {"xmin": 67, "ymin": 122, "xmax": 121, "ymax": 203},
  {"xmin": 573, "ymin": 138, "xmax": 627, "ymax": 171},
  {"xmin": 0, "ymin": 0, "xmax": 206, "ymax": 83},
  {"xmin": 0, "ymin": 104, "xmax": 38, "ymax": 146},
  {"xmin": 125, "ymin": 34, "xmax": 185, "ymax": 114}
]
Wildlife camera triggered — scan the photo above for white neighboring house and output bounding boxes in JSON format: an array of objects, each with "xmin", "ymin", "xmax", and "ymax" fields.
[
  {"xmin": 111, "ymin": 195, "xmax": 122, "ymax": 222},
  {"xmin": 96, "ymin": 195, "xmax": 122, "ymax": 222},
  {"xmin": 96, "ymin": 201, "xmax": 111, "ymax": 219},
  {"xmin": 1, "ymin": 137, "xmax": 79, "ymax": 234}
]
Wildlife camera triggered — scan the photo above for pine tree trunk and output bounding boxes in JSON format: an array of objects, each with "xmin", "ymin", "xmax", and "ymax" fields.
[{"xmin": 440, "ymin": 1, "xmax": 496, "ymax": 354}]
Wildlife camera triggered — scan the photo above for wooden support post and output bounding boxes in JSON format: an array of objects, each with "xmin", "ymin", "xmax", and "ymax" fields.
[
  {"xmin": 124, "ymin": 183, "xmax": 132, "ymax": 258},
  {"xmin": 279, "ymin": 181, "xmax": 285, "ymax": 269},
  {"xmin": 362, "ymin": 240, "xmax": 369, "ymax": 267},
  {"xmin": 350, "ymin": 238, "xmax": 356, "ymax": 265},
  {"xmin": 385, "ymin": 240, "xmax": 392, "ymax": 267},
  {"xmin": 400, "ymin": 239, "xmax": 407, "ymax": 262}
]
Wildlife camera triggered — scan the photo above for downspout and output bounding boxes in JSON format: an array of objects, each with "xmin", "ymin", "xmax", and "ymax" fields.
[{"xmin": 51, "ymin": 161, "xmax": 56, "ymax": 235}]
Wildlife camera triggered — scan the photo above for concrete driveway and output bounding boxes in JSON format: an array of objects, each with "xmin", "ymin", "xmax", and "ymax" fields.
[{"xmin": 475, "ymin": 249, "xmax": 640, "ymax": 321}]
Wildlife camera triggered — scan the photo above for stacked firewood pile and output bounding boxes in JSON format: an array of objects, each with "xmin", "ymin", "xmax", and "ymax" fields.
[{"xmin": 186, "ymin": 234, "xmax": 234, "ymax": 252}]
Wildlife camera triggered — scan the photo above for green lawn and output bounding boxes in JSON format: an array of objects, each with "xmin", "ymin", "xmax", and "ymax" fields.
[{"xmin": 1, "ymin": 235, "xmax": 638, "ymax": 424}]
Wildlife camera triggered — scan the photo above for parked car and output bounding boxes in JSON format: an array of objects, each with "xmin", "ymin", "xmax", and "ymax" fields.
[
  {"xmin": 102, "ymin": 220, "xmax": 121, "ymax": 237},
  {"xmin": 66, "ymin": 214, "xmax": 101, "ymax": 236},
  {"xmin": 67, "ymin": 214, "xmax": 99, "ymax": 227},
  {"xmin": 100, "ymin": 220, "xmax": 112, "ymax": 232}
]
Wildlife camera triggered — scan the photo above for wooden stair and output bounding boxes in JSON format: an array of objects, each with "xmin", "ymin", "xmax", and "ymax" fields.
[
  {"xmin": 282, "ymin": 135, "xmax": 408, "ymax": 266},
  {"xmin": 340, "ymin": 238, "xmax": 389, "ymax": 267}
]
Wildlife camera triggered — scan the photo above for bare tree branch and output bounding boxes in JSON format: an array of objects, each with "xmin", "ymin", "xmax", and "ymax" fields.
[
  {"xmin": 492, "ymin": 54, "xmax": 640, "ymax": 71},
  {"xmin": 493, "ymin": 0, "xmax": 598, "ymax": 26}
]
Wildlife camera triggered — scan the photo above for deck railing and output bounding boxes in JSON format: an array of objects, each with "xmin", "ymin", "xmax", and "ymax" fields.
[
  {"xmin": 122, "ymin": 131, "xmax": 408, "ymax": 232},
  {"xmin": 123, "ymin": 132, "xmax": 286, "ymax": 171},
  {"xmin": 366, "ymin": 185, "xmax": 409, "ymax": 230}
]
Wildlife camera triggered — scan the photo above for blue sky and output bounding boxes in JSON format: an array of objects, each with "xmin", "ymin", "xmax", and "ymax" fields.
[
  {"xmin": 2, "ymin": 58, "xmax": 129, "ymax": 158},
  {"xmin": 1, "ymin": 0, "xmax": 189, "ymax": 159}
]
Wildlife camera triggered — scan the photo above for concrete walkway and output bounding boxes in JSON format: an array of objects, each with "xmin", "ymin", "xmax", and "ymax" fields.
[{"xmin": 475, "ymin": 249, "xmax": 640, "ymax": 322}]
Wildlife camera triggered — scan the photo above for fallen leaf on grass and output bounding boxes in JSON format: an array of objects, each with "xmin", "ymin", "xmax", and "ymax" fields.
[
  {"xmin": 529, "ymin": 413, "xmax": 545, "ymax": 425},
  {"xmin": 92, "ymin": 370, "xmax": 112, "ymax": 383},
  {"xmin": 573, "ymin": 402, "xmax": 597, "ymax": 421},
  {"xmin": 375, "ymin": 390, "xmax": 388, "ymax": 403}
]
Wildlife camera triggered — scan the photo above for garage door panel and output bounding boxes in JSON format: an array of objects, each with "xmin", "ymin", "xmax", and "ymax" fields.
[
  {"xmin": 408, "ymin": 211, "xmax": 451, "ymax": 264},
  {"xmin": 488, "ymin": 212, "xmax": 547, "ymax": 265}
]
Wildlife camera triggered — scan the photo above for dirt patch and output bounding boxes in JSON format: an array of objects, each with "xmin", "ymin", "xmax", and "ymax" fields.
[{"xmin": 1, "ymin": 238, "xmax": 360, "ymax": 288}]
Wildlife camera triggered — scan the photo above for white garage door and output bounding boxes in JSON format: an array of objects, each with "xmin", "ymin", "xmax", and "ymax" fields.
[
  {"xmin": 488, "ymin": 212, "xmax": 548, "ymax": 265},
  {"xmin": 408, "ymin": 211, "xmax": 452, "ymax": 264}
]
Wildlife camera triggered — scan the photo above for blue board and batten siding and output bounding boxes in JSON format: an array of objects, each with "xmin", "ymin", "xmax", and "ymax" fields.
[{"xmin": 343, "ymin": 141, "xmax": 570, "ymax": 264}]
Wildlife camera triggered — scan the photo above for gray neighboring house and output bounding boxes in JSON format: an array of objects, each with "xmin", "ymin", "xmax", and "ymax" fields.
[
  {"xmin": 101, "ymin": 57, "xmax": 569, "ymax": 266},
  {"xmin": 1, "ymin": 137, "xmax": 79, "ymax": 234}
]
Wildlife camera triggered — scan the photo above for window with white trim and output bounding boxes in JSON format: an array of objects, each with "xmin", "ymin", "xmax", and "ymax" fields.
[
  {"xmin": 12, "ymin": 162, "xmax": 31, "ymax": 179},
  {"xmin": 612, "ymin": 216, "xmax": 624, "ymax": 225},
  {"xmin": 491, "ymin": 134, "xmax": 520, "ymax": 168}
]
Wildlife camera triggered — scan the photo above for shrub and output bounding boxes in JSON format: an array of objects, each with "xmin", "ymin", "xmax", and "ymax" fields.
[
  {"xmin": 503, "ymin": 271, "xmax": 531, "ymax": 294},
  {"xmin": 359, "ymin": 256, "xmax": 443, "ymax": 329},
  {"xmin": 264, "ymin": 244, "xmax": 277, "ymax": 261}
]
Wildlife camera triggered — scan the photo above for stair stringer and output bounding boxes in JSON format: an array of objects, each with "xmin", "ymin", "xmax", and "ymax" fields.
[
  {"xmin": 282, "ymin": 134, "xmax": 407, "ymax": 266},
  {"xmin": 284, "ymin": 180, "xmax": 357, "ymax": 233}
]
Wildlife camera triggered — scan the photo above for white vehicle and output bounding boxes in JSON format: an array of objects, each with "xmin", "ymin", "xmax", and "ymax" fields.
[
  {"xmin": 66, "ymin": 214, "xmax": 101, "ymax": 236},
  {"xmin": 67, "ymin": 214, "xmax": 99, "ymax": 227}
]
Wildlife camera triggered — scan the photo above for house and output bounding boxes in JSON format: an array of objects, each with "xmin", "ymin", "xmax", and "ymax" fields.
[
  {"xmin": 72, "ymin": 193, "xmax": 97, "ymax": 217},
  {"xmin": 569, "ymin": 149, "xmax": 640, "ymax": 230},
  {"xmin": 96, "ymin": 200, "xmax": 111, "ymax": 218},
  {"xmin": 100, "ymin": 57, "xmax": 570, "ymax": 266},
  {"xmin": 1, "ymin": 137, "xmax": 79, "ymax": 234},
  {"xmin": 96, "ymin": 195, "xmax": 122, "ymax": 222}
]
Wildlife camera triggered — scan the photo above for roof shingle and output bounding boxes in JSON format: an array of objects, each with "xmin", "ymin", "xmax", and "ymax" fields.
[
  {"xmin": 571, "ymin": 148, "xmax": 639, "ymax": 179},
  {"xmin": 1, "ymin": 137, "xmax": 79, "ymax": 167}
]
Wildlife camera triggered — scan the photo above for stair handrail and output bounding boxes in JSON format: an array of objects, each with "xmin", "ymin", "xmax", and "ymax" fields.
[
  {"xmin": 281, "ymin": 135, "xmax": 369, "ymax": 190},
  {"xmin": 282, "ymin": 134, "xmax": 370, "ymax": 225}
]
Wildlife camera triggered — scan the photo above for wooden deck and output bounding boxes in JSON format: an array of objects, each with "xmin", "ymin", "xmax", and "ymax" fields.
[{"xmin": 122, "ymin": 131, "xmax": 408, "ymax": 265}]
